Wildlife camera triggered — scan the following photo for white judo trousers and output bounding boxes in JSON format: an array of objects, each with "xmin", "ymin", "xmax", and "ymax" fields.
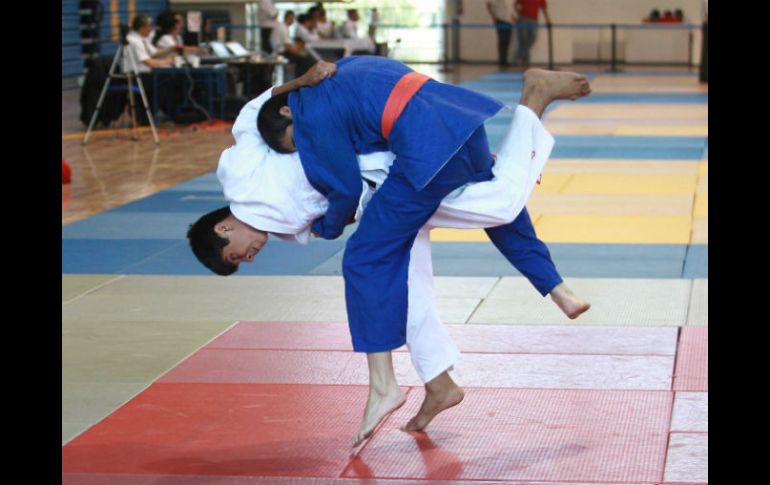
[
  {"xmin": 217, "ymin": 89, "xmax": 554, "ymax": 384},
  {"xmin": 372, "ymin": 105, "xmax": 555, "ymax": 383}
]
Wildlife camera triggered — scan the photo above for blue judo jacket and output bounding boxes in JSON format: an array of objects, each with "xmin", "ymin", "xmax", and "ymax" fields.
[{"xmin": 288, "ymin": 56, "xmax": 504, "ymax": 240}]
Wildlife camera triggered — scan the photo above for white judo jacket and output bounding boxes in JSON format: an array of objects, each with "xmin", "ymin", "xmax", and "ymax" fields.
[{"xmin": 217, "ymin": 87, "xmax": 554, "ymax": 383}]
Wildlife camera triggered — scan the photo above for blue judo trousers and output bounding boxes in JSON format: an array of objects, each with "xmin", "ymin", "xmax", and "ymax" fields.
[{"xmin": 289, "ymin": 56, "xmax": 561, "ymax": 353}]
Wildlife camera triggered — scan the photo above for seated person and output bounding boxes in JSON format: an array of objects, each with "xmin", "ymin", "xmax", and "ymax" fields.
[
  {"xmin": 122, "ymin": 14, "xmax": 176, "ymax": 123},
  {"xmin": 153, "ymin": 10, "xmax": 208, "ymax": 56},
  {"xmin": 659, "ymin": 10, "xmax": 677, "ymax": 22},
  {"xmin": 643, "ymin": 9, "xmax": 661, "ymax": 23},
  {"xmin": 270, "ymin": 10, "xmax": 317, "ymax": 77}
]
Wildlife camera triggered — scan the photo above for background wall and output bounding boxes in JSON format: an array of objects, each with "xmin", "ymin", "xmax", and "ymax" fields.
[{"xmin": 450, "ymin": 0, "xmax": 705, "ymax": 65}]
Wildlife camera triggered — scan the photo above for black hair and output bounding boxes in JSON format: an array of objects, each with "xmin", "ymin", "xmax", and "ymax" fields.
[
  {"xmin": 131, "ymin": 14, "xmax": 151, "ymax": 32},
  {"xmin": 257, "ymin": 92, "xmax": 293, "ymax": 154},
  {"xmin": 187, "ymin": 206, "xmax": 238, "ymax": 276},
  {"xmin": 298, "ymin": 13, "xmax": 311, "ymax": 25},
  {"xmin": 153, "ymin": 10, "xmax": 177, "ymax": 45},
  {"xmin": 285, "ymin": 10, "xmax": 295, "ymax": 18}
]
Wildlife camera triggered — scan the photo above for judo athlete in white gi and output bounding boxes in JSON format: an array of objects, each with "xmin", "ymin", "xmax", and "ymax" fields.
[{"xmin": 188, "ymin": 60, "xmax": 592, "ymax": 446}]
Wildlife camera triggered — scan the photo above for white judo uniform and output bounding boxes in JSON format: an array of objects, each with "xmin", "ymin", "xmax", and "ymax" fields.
[{"xmin": 218, "ymin": 88, "xmax": 554, "ymax": 383}]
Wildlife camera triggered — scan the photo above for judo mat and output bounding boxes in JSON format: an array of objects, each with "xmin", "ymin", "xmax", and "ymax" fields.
[{"xmin": 62, "ymin": 67, "xmax": 707, "ymax": 484}]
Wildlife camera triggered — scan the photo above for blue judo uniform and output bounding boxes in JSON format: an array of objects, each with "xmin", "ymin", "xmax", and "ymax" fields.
[{"xmin": 289, "ymin": 56, "xmax": 561, "ymax": 352}]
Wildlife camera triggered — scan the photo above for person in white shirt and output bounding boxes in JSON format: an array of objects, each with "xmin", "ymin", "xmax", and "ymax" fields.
[
  {"xmin": 311, "ymin": 6, "xmax": 335, "ymax": 39},
  {"xmin": 152, "ymin": 11, "xmax": 180, "ymax": 59},
  {"xmin": 153, "ymin": 11, "xmax": 206, "ymax": 58},
  {"xmin": 295, "ymin": 13, "xmax": 320, "ymax": 43},
  {"xmin": 270, "ymin": 11, "xmax": 316, "ymax": 76},
  {"xmin": 123, "ymin": 14, "xmax": 175, "ymax": 73},
  {"xmin": 334, "ymin": 8, "xmax": 376, "ymax": 54},
  {"xmin": 257, "ymin": 0, "xmax": 279, "ymax": 54},
  {"xmin": 336, "ymin": 9, "xmax": 360, "ymax": 39},
  {"xmin": 486, "ymin": 0, "xmax": 517, "ymax": 68}
]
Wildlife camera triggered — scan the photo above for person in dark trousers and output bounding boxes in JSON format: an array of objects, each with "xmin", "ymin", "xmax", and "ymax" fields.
[{"xmin": 487, "ymin": 0, "xmax": 517, "ymax": 68}]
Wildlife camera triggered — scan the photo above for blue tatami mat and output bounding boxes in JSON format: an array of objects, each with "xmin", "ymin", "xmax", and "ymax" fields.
[
  {"xmin": 482, "ymin": 127, "xmax": 707, "ymax": 159},
  {"xmin": 62, "ymin": 239, "xmax": 184, "ymax": 274},
  {"xmin": 309, "ymin": 242, "xmax": 704, "ymax": 278},
  {"xmin": 164, "ymin": 173, "xmax": 224, "ymax": 192},
  {"xmin": 63, "ymin": 212, "xmax": 204, "ymax": 239},
  {"xmin": 62, "ymin": 237, "xmax": 349, "ymax": 275},
  {"xmin": 682, "ymin": 245, "xmax": 708, "ymax": 278},
  {"xmin": 108, "ymin": 191, "xmax": 228, "ymax": 214}
]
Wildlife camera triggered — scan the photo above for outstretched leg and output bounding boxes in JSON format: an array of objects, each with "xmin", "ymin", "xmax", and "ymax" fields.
[
  {"xmin": 550, "ymin": 282, "xmax": 591, "ymax": 319},
  {"xmin": 520, "ymin": 68, "xmax": 591, "ymax": 117},
  {"xmin": 486, "ymin": 68, "xmax": 591, "ymax": 318}
]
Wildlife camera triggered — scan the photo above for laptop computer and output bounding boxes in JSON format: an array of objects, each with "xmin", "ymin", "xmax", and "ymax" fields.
[
  {"xmin": 225, "ymin": 41, "xmax": 251, "ymax": 57},
  {"xmin": 209, "ymin": 41, "xmax": 232, "ymax": 58}
]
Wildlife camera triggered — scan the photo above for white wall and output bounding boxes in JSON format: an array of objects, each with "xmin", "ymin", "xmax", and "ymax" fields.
[{"xmin": 451, "ymin": 0, "xmax": 705, "ymax": 64}]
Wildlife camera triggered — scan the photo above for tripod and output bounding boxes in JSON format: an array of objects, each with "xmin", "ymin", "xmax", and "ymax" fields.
[{"xmin": 82, "ymin": 40, "xmax": 160, "ymax": 145}]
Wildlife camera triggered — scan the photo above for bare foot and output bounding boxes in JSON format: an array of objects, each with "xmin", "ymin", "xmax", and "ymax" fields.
[
  {"xmin": 403, "ymin": 372, "xmax": 464, "ymax": 432},
  {"xmin": 550, "ymin": 283, "xmax": 591, "ymax": 319},
  {"xmin": 352, "ymin": 386, "xmax": 406, "ymax": 447},
  {"xmin": 523, "ymin": 68, "xmax": 592, "ymax": 101},
  {"xmin": 520, "ymin": 69, "xmax": 592, "ymax": 117}
]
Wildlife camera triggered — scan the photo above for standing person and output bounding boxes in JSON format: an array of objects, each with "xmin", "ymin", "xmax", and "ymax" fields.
[
  {"xmin": 257, "ymin": 0, "xmax": 279, "ymax": 54},
  {"xmin": 255, "ymin": 56, "xmax": 591, "ymax": 446},
  {"xmin": 337, "ymin": 9, "xmax": 360, "ymax": 39},
  {"xmin": 514, "ymin": 0, "xmax": 550, "ymax": 67},
  {"xmin": 487, "ymin": 0, "xmax": 517, "ymax": 69},
  {"xmin": 296, "ymin": 13, "xmax": 320, "ymax": 44},
  {"xmin": 270, "ymin": 11, "xmax": 317, "ymax": 77},
  {"xmin": 188, "ymin": 61, "xmax": 591, "ymax": 441},
  {"xmin": 313, "ymin": 6, "xmax": 335, "ymax": 39}
]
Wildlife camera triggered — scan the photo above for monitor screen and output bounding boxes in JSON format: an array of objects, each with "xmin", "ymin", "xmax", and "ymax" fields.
[
  {"xmin": 226, "ymin": 41, "xmax": 250, "ymax": 56},
  {"xmin": 209, "ymin": 41, "xmax": 231, "ymax": 58}
]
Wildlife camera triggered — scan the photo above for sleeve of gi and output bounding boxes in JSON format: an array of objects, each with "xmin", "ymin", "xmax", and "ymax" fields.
[{"xmin": 297, "ymin": 116, "xmax": 363, "ymax": 240}]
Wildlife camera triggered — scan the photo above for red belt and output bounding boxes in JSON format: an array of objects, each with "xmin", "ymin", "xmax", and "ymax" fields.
[{"xmin": 380, "ymin": 71, "xmax": 431, "ymax": 140}]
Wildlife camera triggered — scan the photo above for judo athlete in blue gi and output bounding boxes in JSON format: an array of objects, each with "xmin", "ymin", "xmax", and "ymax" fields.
[{"xmin": 256, "ymin": 56, "xmax": 592, "ymax": 446}]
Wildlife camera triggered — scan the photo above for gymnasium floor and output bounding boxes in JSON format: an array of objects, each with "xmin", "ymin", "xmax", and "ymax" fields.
[{"xmin": 62, "ymin": 63, "xmax": 708, "ymax": 484}]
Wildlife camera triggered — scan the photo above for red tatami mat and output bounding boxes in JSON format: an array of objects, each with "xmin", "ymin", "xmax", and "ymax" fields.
[
  {"xmin": 207, "ymin": 322, "xmax": 354, "ymax": 351},
  {"xmin": 673, "ymin": 328, "xmax": 708, "ymax": 391},
  {"xmin": 207, "ymin": 322, "xmax": 678, "ymax": 356},
  {"xmin": 158, "ymin": 349, "xmax": 358, "ymax": 384},
  {"xmin": 159, "ymin": 346, "xmax": 673, "ymax": 389},
  {"xmin": 345, "ymin": 388, "xmax": 673, "ymax": 483},
  {"xmin": 62, "ymin": 473, "xmax": 608, "ymax": 485},
  {"xmin": 63, "ymin": 382, "xmax": 673, "ymax": 483},
  {"xmin": 62, "ymin": 383, "xmax": 395, "ymax": 477}
]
